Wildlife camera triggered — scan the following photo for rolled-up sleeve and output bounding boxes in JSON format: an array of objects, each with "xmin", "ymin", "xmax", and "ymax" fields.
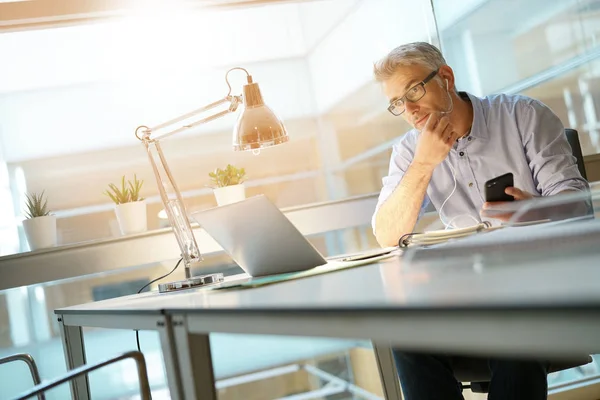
[
  {"xmin": 518, "ymin": 100, "xmax": 589, "ymax": 196},
  {"xmin": 371, "ymin": 133, "xmax": 430, "ymax": 234}
]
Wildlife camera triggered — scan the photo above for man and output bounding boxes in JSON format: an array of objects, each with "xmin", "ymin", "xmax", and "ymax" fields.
[{"xmin": 371, "ymin": 42, "xmax": 589, "ymax": 399}]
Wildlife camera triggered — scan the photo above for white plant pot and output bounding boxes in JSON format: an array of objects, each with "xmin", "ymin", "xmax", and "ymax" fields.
[
  {"xmin": 23, "ymin": 215, "xmax": 57, "ymax": 251},
  {"xmin": 115, "ymin": 201, "xmax": 148, "ymax": 235},
  {"xmin": 213, "ymin": 184, "xmax": 246, "ymax": 206}
]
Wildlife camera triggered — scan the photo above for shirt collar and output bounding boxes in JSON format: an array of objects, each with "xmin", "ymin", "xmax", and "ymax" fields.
[{"xmin": 461, "ymin": 91, "xmax": 489, "ymax": 140}]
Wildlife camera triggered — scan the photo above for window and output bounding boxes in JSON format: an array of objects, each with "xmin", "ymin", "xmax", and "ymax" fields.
[
  {"xmin": 0, "ymin": 1, "xmax": 437, "ymax": 397},
  {"xmin": 434, "ymin": 0, "xmax": 600, "ymax": 157},
  {"xmin": 433, "ymin": 0, "xmax": 600, "ymax": 390},
  {"xmin": 0, "ymin": 0, "xmax": 435, "ymax": 250}
]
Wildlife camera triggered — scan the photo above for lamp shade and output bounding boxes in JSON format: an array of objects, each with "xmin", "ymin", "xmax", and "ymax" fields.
[{"xmin": 232, "ymin": 79, "xmax": 289, "ymax": 151}]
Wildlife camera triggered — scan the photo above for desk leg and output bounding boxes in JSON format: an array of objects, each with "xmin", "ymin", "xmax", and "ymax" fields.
[
  {"xmin": 171, "ymin": 314, "xmax": 217, "ymax": 400},
  {"xmin": 57, "ymin": 316, "xmax": 90, "ymax": 400},
  {"xmin": 157, "ymin": 315, "xmax": 184, "ymax": 400},
  {"xmin": 373, "ymin": 342, "xmax": 403, "ymax": 400}
]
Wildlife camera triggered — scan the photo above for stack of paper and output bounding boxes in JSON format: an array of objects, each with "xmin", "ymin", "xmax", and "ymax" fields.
[{"xmin": 399, "ymin": 222, "xmax": 496, "ymax": 248}]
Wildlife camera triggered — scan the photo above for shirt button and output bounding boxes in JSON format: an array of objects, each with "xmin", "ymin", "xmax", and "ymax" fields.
[
  {"xmin": 459, "ymin": 151, "xmax": 465, "ymax": 156},
  {"xmin": 468, "ymin": 137, "xmax": 472, "ymax": 141},
  {"xmin": 469, "ymin": 182, "xmax": 473, "ymax": 187}
]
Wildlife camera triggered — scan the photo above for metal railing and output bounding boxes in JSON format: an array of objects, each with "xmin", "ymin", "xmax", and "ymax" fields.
[{"xmin": 10, "ymin": 351, "xmax": 150, "ymax": 400}]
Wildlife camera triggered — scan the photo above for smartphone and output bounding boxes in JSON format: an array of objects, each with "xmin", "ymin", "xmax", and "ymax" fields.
[{"xmin": 485, "ymin": 173, "xmax": 514, "ymax": 202}]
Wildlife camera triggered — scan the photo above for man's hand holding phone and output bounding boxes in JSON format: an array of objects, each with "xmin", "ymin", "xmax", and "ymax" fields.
[
  {"xmin": 480, "ymin": 172, "xmax": 535, "ymax": 221},
  {"xmin": 412, "ymin": 113, "xmax": 462, "ymax": 168}
]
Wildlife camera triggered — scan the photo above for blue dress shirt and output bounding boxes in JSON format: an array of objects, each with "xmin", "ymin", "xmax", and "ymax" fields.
[{"xmin": 373, "ymin": 92, "xmax": 589, "ymax": 230}]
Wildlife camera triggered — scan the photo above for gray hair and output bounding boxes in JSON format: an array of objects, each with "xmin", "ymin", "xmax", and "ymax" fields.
[{"xmin": 373, "ymin": 42, "xmax": 447, "ymax": 82}]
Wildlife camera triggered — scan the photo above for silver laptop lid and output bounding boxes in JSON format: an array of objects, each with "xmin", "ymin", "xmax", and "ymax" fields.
[{"xmin": 192, "ymin": 195, "xmax": 327, "ymax": 277}]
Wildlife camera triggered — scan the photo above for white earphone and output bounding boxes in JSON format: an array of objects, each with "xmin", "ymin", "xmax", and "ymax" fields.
[
  {"xmin": 437, "ymin": 76, "xmax": 482, "ymax": 230},
  {"xmin": 441, "ymin": 78, "xmax": 453, "ymax": 115}
]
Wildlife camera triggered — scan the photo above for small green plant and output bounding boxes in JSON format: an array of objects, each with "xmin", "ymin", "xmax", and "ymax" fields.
[
  {"xmin": 104, "ymin": 175, "xmax": 145, "ymax": 205},
  {"xmin": 24, "ymin": 191, "xmax": 51, "ymax": 219},
  {"xmin": 208, "ymin": 164, "xmax": 247, "ymax": 188},
  {"xmin": 128, "ymin": 174, "xmax": 144, "ymax": 202}
]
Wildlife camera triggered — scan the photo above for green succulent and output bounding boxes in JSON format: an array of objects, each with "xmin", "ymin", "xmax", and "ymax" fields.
[
  {"xmin": 24, "ymin": 191, "xmax": 51, "ymax": 219},
  {"xmin": 128, "ymin": 174, "xmax": 144, "ymax": 202},
  {"xmin": 105, "ymin": 175, "xmax": 145, "ymax": 204},
  {"xmin": 208, "ymin": 164, "xmax": 246, "ymax": 188}
]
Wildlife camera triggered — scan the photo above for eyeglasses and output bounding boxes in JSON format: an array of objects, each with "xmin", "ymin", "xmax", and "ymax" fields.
[{"xmin": 387, "ymin": 69, "xmax": 439, "ymax": 116}]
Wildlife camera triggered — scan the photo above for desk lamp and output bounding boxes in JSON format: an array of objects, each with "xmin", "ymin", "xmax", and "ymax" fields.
[{"xmin": 135, "ymin": 67, "xmax": 289, "ymax": 293}]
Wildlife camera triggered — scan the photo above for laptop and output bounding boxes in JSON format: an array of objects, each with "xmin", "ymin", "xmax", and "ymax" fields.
[{"xmin": 192, "ymin": 195, "xmax": 328, "ymax": 277}]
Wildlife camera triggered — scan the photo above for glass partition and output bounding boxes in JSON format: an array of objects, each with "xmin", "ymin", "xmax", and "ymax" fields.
[
  {"xmin": 432, "ymin": 7, "xmax": 600, "ymax": 392},
  {"xmin": 433, "ymin": 0, "xmax": 600, "ymax": 157}
]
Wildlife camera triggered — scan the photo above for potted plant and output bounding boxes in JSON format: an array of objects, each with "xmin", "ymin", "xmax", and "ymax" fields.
[
  {"xmin": 208, "ymin": 164, "xmax": 247, "ymax": 206},
  {"xmin": 22, "ymin": 191, "xmax": 57, "ymax": 250},
  {"xmin": 105, "ymin": 174, "xmax": 147, "ymax": 235}
]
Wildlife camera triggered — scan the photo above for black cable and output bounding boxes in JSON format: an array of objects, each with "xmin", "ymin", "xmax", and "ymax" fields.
[
  {"xmin": 398, "ymin": 232, "xmax": 416, "ymax": 248},
  {"xmin": 135, "ymin": 258, "xmax": 183, "ymax": 352}
]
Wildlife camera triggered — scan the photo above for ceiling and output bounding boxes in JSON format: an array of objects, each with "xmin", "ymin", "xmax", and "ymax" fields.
[{"xmin": 0, "ymin": 0, "xmax": 316, "ymax": 32}]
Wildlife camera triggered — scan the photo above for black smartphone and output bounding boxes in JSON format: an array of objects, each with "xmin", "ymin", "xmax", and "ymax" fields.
[{"xmin": 485, "ymin": 173, "xmax": 514, "ymax": 202}]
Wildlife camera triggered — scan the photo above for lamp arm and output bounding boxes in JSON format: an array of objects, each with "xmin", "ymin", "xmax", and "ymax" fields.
[
  {"xmin": 135, "ymin": 93, "xmax": 242, "ymax": 280},
  {"xmin": 135, "ymin": 66, "xmax": 250, "ymax": 142},
  {"xmin": 136, "ymin": 95, "xmax": 242, "ymax": 142},
  {"xmin": 142, "ymin": 139, "xmax": 200, "ymax": 277}
]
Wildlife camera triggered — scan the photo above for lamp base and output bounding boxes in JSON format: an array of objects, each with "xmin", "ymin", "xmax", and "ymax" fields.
[{"xmin": 158, "ymin": 273, "xmax": 225, "ymax": 293}]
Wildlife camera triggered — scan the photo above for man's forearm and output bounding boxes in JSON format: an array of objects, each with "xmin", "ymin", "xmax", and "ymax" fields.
[{"xmin": 374, "ymin": 162, "xmax": 434, "ymax": 247}]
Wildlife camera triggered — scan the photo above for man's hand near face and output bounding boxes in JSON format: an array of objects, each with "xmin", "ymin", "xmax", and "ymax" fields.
[
  {"xmin": 413, "ymin": 112, "xmax": 462, "ymax": 168},
  {"xmin": 373, "ymin": 112, "xmax": 463, "ymax": 247}
]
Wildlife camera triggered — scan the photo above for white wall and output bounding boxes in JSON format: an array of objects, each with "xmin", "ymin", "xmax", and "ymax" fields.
[
  {"xmin": 0, "ymin": 0, "xmax": 439, "ymax": 162},
  {"xmin": 0, "ymin": 58, "xmax": 315, "ymax": 162},
  {"xmin": 297, "ymin": 0, "xmax": 360, "ymax": 50},
  {"xmin": 0, "ymin": 133, "xmax": 19, "ymax": 255},
  {"xmin": 0, "ymin": 2, "xmax": 316, "ymax": 162}
]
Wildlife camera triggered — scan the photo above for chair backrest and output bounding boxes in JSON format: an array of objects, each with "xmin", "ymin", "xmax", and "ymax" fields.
[
  {"xmin": 0, "ymin": 353, "xmax": 44, "ymax": 400},
  {"xmin": 454, "ymin": 354, "xmax": 593, "ymax": 394},
  {"xmin": 565, "ymin": 128, "xmax": 587, "ymax": 180}
]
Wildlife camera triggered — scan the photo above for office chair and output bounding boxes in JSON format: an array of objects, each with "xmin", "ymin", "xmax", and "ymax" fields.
[
  {"xmin": 374, "ymin": 346, "xmax": 593, "ymax": 396},
  {"xmin": 2, "ymin": 351, "xmax": 151, "ymax": 400},
  {"xmin": 454, "ymin": 355, "xmax": 593, "ymax": 393},
  {"xmin": 565, "ymin": 128, "xmax": 587, "ymax": 180},
  {"xmin": 0, "ymin": 353, "xmax": 44, "ymax": 400}
]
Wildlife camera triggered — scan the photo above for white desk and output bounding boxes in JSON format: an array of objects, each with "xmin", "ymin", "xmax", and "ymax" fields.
[{"xmin": 54, "ymin": 249, "xmax": 600, "ymax": 400}]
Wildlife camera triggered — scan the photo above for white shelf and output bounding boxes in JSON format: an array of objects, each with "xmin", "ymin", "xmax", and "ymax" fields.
[{"xmin": 0, "ymin": 194, "xmax": 379, "ymax": 290}]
